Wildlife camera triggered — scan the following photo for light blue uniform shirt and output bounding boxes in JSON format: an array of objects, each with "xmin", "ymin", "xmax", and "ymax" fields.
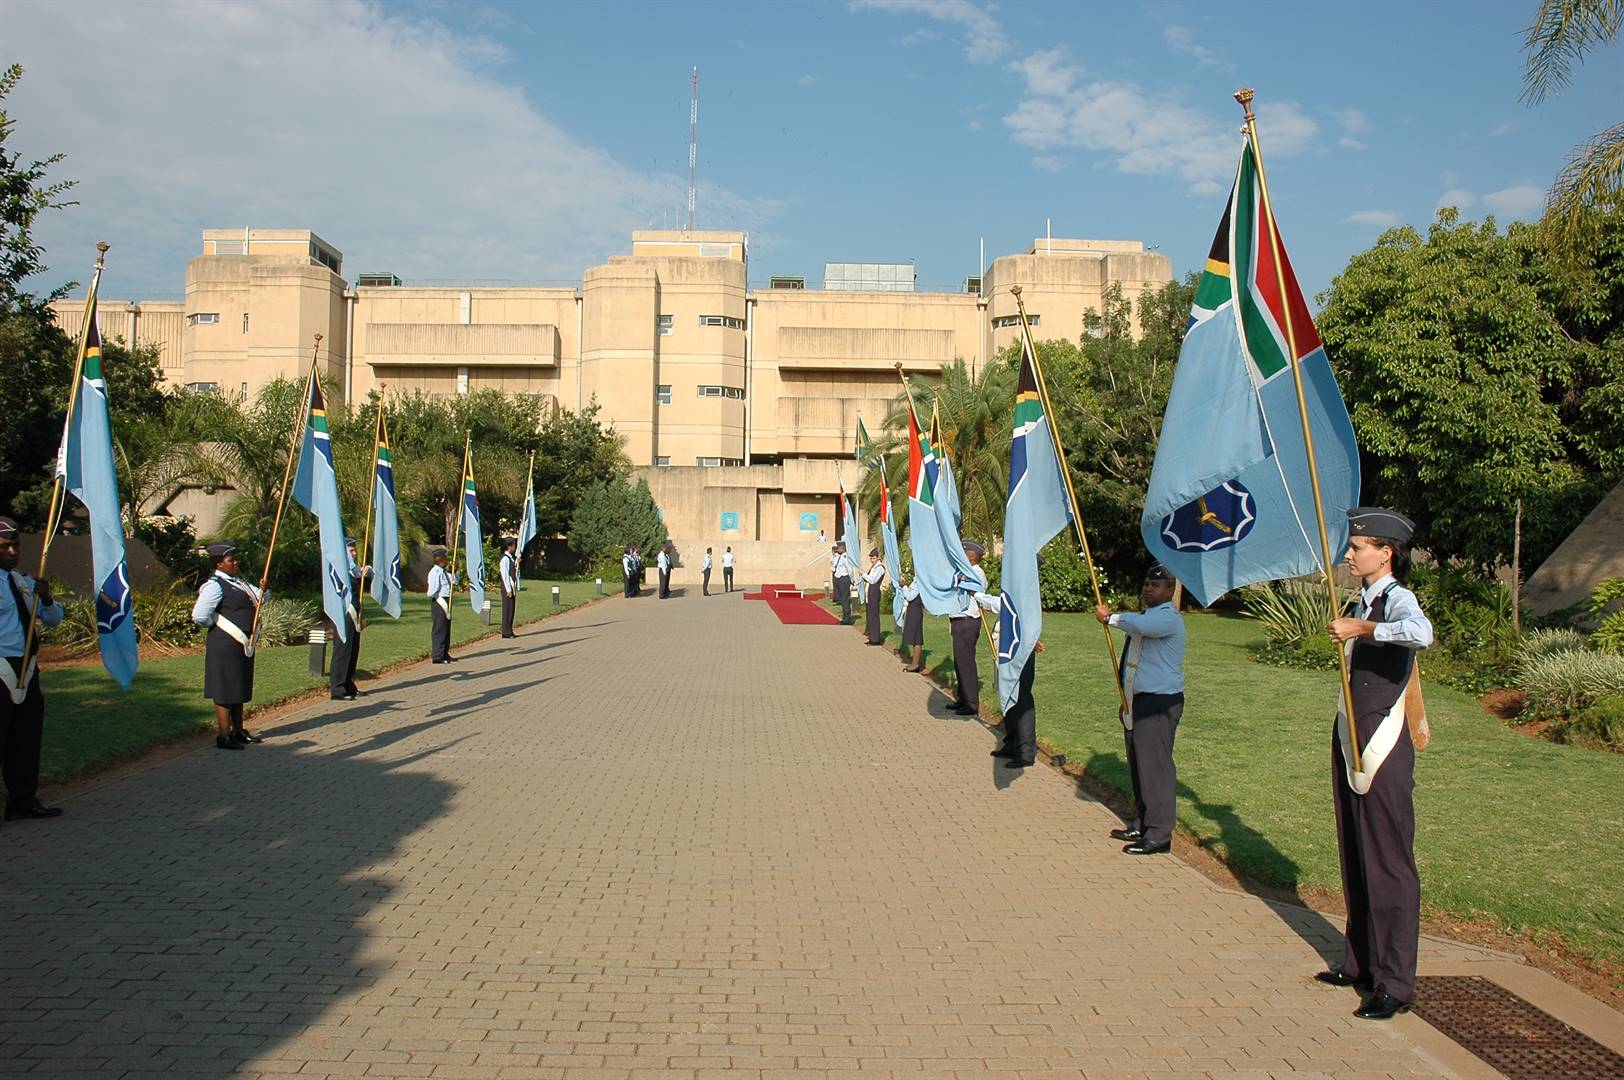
[
  {"xmin": 1109, "ymin": 602, "xmax": 1186, "ymax": 695},
  {"xmin": 190, "ymin": 572, "xmax": 262, "ymax": 627},
  {"xmin": 426, "ymin": 565, "xmax": 453, "ymax": 599},
  {"xmin": 1358, "ymin": 574, "xmax": 1433, "ymax": 648},
  {"xmin": 1, "ymin": 571, "xmax": 64, "ymax": 656}
]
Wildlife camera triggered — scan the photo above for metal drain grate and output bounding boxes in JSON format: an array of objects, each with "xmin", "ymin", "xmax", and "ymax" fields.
[{"xmin": 1412, "ymin": 975, "xmax": 1624, "ymax": 1080}]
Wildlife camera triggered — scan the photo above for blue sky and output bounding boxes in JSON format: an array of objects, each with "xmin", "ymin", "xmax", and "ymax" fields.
[{"xmin": 8, "ymin": 0, "xmax": 1621, "ymax": 306}]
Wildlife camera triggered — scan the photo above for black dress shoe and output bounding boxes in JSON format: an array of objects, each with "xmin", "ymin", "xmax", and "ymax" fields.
[
  {"xmin": 1109, "ymin": 827, "xmax": 1143, "ymax": 842},
  {"xmin": 1122, "ymin": 839, "xmax": 1171, "ymax": 855},
  {"xmin": 1002, "ymin": 759, "xmax": 1033, "ymax": 769},
  {"xmin": 1353, "ymin": 991, "xmax": 1410, "ymax": 1020},
  {"xmin": 1315, "ymin": 968, "xmax": 1372, "ymax": 990},
  {"xmin": 952, "ymin": 705, "xmax": 978, "ymax": 715},
  {"xmin": 432, "ymin": 658, "xmax": 451, "ymax": 665},
  {"xmin": 238, "ymin": 729, "xmax": 264, "ymax": 743},
  {"xmin": 4, "ymin": 798, "xmax": 63, "ymax": 820},
  {"xmin": 216, "ymin": 735, "xmax": 244, "ymax": 751},
  {"xmin": 990, "ymin": 748, "xmax": 1016, "ymax": 758}
]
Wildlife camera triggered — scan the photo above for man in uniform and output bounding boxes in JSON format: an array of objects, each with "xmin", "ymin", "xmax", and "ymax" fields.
[
  {"xmin": 722, "ymin": 546, "xmax": 735, "ymax": 592},
  {"xmin": 657, "ymin": 542, "xmax": 672, "ymax": 599},
  {"xmin": 971, "ymin": 584, "xmax": 1042, "ymax": 769},
  {"xmin": 630, "ymin": 546, "xmax": 643, "ymax": 596},
  {"xmin": 947, "ymin": 541, "xmax": 990, "ymax": 716},
  {"xmin": 1318, "ymin": 507, "xmax": 1433, "ymax": 1021},
  {"xmin": 862, "ymin": 546, "xmax": 888, "ymax": 645},
  {"xmin": 622, "ymin": 546, "xmax": 636, "ymax": 598},
  {"xmin": 427, "ymin": 547, "xmax": 456, "ymax": 664},
  {"xmin": 498, "ymin": 536, "xmax": 519, "ymax": 638},
  {"xmin": 0, "ymin": 515, "xmax": 65, "ymax": 818},
  {"xmin": 1095, "ymin": 563, "xmax": 1185, "ymax": 855},
  {"xmin": 192, "ymin": 541, "xmax": 266, "ymax": 750},
  {"xmin": 702, "ymin": 547, "xmax": 713, "ymax": 596},
  {"xmin": 330, "ymin": 537, "xmax": 369, "ymax": 700},
  {"xmin": 831, "ymin": 543, "xmax": 853, "ymax": 624}
]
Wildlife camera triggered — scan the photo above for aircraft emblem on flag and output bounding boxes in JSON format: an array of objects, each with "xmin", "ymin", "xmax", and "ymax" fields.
[
  {"xmin": 95, "ymin": 564, "xmax": 133, "ymax": 635},
  {"xmin": 1160, "ymin": 480, "xmax": 1257, "ymax": 552}
]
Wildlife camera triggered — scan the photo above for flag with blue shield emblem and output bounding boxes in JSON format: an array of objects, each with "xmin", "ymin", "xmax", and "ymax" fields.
[
  {"xmin": 462, "ymin": 457, "xmax": 486, "ymax": 615},
  {"xmin": 996, "ymin": 330, "xmax": 1074, "ymax": 711},
  {"xmin": 903, "ymin": 393, "xmax": 976, "ymax": 615},
  {"xmin": 877, "ymin": 460, "xmax": 905, "ymax": 629},
  {"xmin": 516, "ymin": 452, "xmax": 538, "ymax": 590},
  {"xmin": 56, "ymin": 302, "xmax": 138, "ymax": 688},
  {"xmin": 369, "ymin": 412, "xmax": 403, "ymax": 619},
  {"xmin": 292, "ymin": 372, "xmax": 352, "ymax": 642},
  {"xmin": 1142, "ymin": 137, "xmax": 1359, "ymax": 605}
]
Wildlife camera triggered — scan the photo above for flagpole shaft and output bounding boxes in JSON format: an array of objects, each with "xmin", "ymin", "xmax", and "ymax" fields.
[
  {"xmin": 449, "ymin": 431, "xmax": 470, "ymax": 578},
  {"xmin": 357, "ymin": 407, "xmax": 380, "ymax": 628},
  {"xmin": 251, "ymin": 335, "xmax": 321, "ymax": 642},
  {"xmin": 1012, "ymin": 287, "xmax": 1128, "ymax": 715},
  {"xmin": 1236, "ymin": 88, "xmax": 1360, "ymax": 772},
  {"xmin": 21, "ymin": 244, "xmax": 109, "ymax": 674}
]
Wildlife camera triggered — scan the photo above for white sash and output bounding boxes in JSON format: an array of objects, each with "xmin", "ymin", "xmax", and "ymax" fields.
[
  {"xmin": 2, "ymin": 657, "xmax": 37, "ymax": 705},
  {"xmin": 1118, "ymin": 634, "xmax": 1142, "ymax": 731},
  {"xmin": 434, "ymin": 597, "xmax": 451, "ymax": 618},
  {"xmin": 214, "ymin": 613, "xmax": 257, "ymax": 658},
  {"xmin": 1335, "ymin": 638, "xmax": 1407, "ymax": 795}
]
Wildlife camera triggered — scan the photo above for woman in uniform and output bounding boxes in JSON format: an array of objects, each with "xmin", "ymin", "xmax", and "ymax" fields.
[{"xmin": 191, "ymin": 542, "xmax": 264, "ymax": 750}]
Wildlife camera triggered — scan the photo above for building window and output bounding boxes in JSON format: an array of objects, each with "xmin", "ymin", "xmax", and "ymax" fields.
[
  {"xmin": 242, "ymin": 313, "xmax": 249, "ymax": 334},
  {"xmin": 696, "ymin": 457, "xmax": 744, "ymax": 467},
  {"xmin": 187, "ymin": 312, "xmax": 220, "ymax": 326},
  {"xmin": 990, "ymin": 313, "xmax": 1037, "ymax": 329},
  {"xmin": 698, "ymin": 314, "xmax": 745, "ymax": 330},
  {"xmin": 656, "ymin": 384, "xmax": 672, "ymax": 405},
  {"xmin": 656, "ymin": 456, "xmax": 671, "ymax": 467},
  {"xmin": 657, "ymin": 314, "xmax": 673, "ymax": 335},
  {"xmin": 240, "ymin": 382, "xmax": 248, "ymax": 401},
  {"xmin": 184, "ymin": 381, "xmax": 219, "ymax": 393},
  {"xmin": 696, "ymin": 385, "xmax": 744, "ymax": 399}
]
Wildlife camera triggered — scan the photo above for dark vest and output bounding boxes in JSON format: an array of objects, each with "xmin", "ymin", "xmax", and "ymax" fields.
[
  {"xmin": 1347, "ymin": 585, "xmax": 1413, "ymax": 752},
  {"xmin": 210, "ymin": 574, "xmax": 257, "ymax": 644}
]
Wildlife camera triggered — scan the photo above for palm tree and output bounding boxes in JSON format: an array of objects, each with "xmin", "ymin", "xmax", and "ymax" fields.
[{"xmin": 1522, "ymin": 0, "xmax": 1623, "ymax": 257}]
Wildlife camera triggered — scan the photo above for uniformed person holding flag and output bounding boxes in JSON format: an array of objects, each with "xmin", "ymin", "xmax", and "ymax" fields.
[
  {"xmin": 330, "ymin": 537, "xmax": 368, "ymax": 700},
  {"xmin": 0, "ymin": 515, "xmax": 66, "ymax": 819},
  {"xmin": 191, "ymin": 542, "xmax": 265, "ymax": 750},
  {"xmin": 1318, "ymin": 507, "xmax": 1432, "ymax": 1021},
  {"xmin": 862, "ymin": 546, "xmax": 888, "ymax": 645},
  {"xmin": 947, "ymin": 541, "xmax": 989, "ymax": 716},
  {"xmin": 498, "ymin": 537, "xmax": 519, "ymax": 638},
  {"xmin": 427, "ymin": 547, "xmax": 456, "ymax": 664}
]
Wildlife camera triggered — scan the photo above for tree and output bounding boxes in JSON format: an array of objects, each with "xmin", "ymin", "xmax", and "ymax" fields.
[
  {"xmin": 1316, "ymin": 208, "xmax": 1621, "ymax": 570},
  {"xmin": 1521, "ymin": 0, "xmax": 1623, "ymax": 261},
  {"xmin": 567, "ymin": 477, "xmax": 666, "ymax": 566}
]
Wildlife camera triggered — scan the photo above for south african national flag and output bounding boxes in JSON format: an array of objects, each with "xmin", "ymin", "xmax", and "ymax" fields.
[
  {"xmin": 292, "ymin": 371, "xmax": 353, "ymax": 641},
  {"xmin": 1141, "ymin": 137, "xmax": 1359, "ymax": 605},
  {"xmin": 997, "ymin": 330, "xmax": 1073, "ymax": 710}
]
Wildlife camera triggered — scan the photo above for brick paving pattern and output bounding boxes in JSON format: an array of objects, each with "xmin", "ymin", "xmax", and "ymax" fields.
[{"xmin": 0, "ymin": 588, "xmax": 1489, "ymax": 1077}]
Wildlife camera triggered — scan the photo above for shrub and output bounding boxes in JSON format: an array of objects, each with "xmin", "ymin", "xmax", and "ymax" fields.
[
  {"xmin": 48, "ymin": 578, "xmax": 205, "ymax": 656},
  {"xmin": 1556, "ymin": 693, "xmax": 1624, "ymax": 749},
  {"xmin": 1517, "ymin": 649, "xmax": 1624, "ymax": 721},
  {"xmin": 1255, "ymin": 632, "xmax": 1343, "ymax": 671},
  {"xmin": 1242, "ymin": 578, "xmax": 1348, "ymax": 647},
  {"xmin": 256, "ymin": 596, "xmax": 319, "ymax": 646},
  {"xmin": 1589, "ymin": 577, "xmax": 1624, "ymax": 655},
  {"xmin": 1515, "ymin": 627, "xmax": 1589, "ymax": 672}
]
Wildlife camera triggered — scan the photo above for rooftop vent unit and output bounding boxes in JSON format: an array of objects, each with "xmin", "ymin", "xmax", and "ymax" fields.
[
  {"xmin": 769, "ymin": 276, "xmax": 805, "ymax": 290},
  {"xmin": 963, "ymin": 275, "xmax": 982, "ymax": 295},
  {"xmin": 358, "ymin": 272, "xmax": 401, "ymax": 287}
]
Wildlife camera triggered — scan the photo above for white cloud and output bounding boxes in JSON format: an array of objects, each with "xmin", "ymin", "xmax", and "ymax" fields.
[
  {"xmin": 967, "ymin": 118, "xmax": 985, "ymax": 131},
  {"xmin": 1163, "ymin": 25, "xmax": 1229, "ymax": 70},
  {"xmin": 8, "ymin": 0, "xmax": 779, "ymax": 298},
  {"xmin": 1345, "ymin": 210, "xmax": 1400, "ymax": 227},
  {"xmin": 851, "ymin": 0, "xmax": 1009, "ymax": 63},
  {"xmin": 1436, "ymin": 187, "xmax": 1477, "ymax": 212},
  {"xmin": 1338, "ymin": 135, "xmax": 1368, "ymax": 150},
  {"xmin": 1031, "ymin": 156, "xmax": 1063, "ymax": 173},
  {"xmin": 1482, "ymin": 184, "xmax": 1545, "ymax": 220},
  {"xmin": 1333, "ymin": 108, "xmax": 1370, "ymax": 134},
  {"xmin": 1003, "ymin": 50, "xmax": 1317, "ymax": 190},
  {"xmin": 799, "ymin": 73, "xmax": 818, "ymax": 87}
]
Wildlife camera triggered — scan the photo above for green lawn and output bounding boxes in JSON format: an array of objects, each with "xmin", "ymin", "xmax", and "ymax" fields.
[
  {"xmin": 39, "ymin": 581, "xmax": 606, "ymax": 783},
  {"xmin": 842, "ymin": 598, "xmax": 1624, "ymax": 968}
]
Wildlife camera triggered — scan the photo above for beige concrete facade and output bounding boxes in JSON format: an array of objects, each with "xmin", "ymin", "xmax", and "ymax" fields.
[{"xmin": 53, "ymin": 227, "xmax": 1171, "ymax": 573}]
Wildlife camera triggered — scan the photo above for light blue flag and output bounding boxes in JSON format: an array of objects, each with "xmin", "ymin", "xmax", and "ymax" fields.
[
  {"xmin": 838, "ymin": 471, "xmax": 860, "ymax": 558},
  {"xmin": 904, "ymin": 401, "xmax": 976, "ymax": 615},
  {"xmin": 516, "ymin": 455, "xmax": 538, "ymax": 590},
  {"xmin": 1142, "ymin": 138, "xmax": 1359, "ymax": 605},
  {"xmin": 368, "ymin": 417, "xmax": 403, "ymax": 619},
  {"xmin": 462, "ymin": 462, "xmax": 486, "ymax": 615},
  {"xmin": 996, "ymin": 333, "xmax": 1074, "ymax": 710},
  {"xmin": 292, "ymin": 375, "xmax": 352, "ymax": 642},
  {"xmin": 931, "ymin": 452, "xmax": 980, "ymax": 591},
  {"xmin": 56, "ymin": 309, "xmax": 138, "ymax": 688},
  {"xmin": 878, "ymin": 464, "xmax": 905, "ymax": 629}
]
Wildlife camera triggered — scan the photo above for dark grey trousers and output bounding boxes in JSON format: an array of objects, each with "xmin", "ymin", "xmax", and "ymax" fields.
[
  {"xmin": 501, "ymin": 591, "xmax": 515, "ymax": 637},
  {"xmin": 0, "ymin": 664, "xmax": 44, "ymax": 811},
  {"xmin": 1124, "ymin": 692, "xmax": 1183, "ymax": 845},
  {"xmin": 1333, "ymin": 726, "xmax": 1420, "ymax": 1002},
  {"xmin": 430, "ymin": 602, "xmax": 451, "ymax": 661},
  {"xmin": 950, "ymin": 616, "xmax": 981, "ymax": 710},
  {"xmin": 835, "ymin": 577, "xmax": 852, "ymax": 623},
  {"xmin": 999, "ymin": 654, "xmax": 1037, "ymax": 762},
  {"xmin": 702, "ymin": 568, "xmax": 711, "ymax": 595},
  {"xmin": 330, "ymin": 616, "xmax": 360, "ymax": 697},
  {"xmin": 723, "ymin": 567, "xmax": 733, "ymax": 591}
]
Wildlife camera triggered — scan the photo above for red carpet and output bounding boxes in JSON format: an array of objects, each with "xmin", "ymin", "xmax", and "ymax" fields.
[{"xmin": 747, "ymin": 583, "xmax": 839, "ymax": 624}]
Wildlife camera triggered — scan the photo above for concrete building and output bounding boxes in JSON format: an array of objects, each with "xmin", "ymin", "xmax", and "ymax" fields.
[{"xmin": 54, "ymin": 227, "xmax": 1172, "ymax": 585}]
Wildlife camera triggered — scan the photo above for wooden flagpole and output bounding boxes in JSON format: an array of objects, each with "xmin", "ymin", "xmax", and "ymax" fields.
[
  {"xmin": 1012, "ymin": 286, "xmax": 1129, "ymax": 716},
  {"xmin": 355, "ymin": 405, "xmax": 382, "ymax": 629},
  {"xmin": 249, "ymin": 334, "xmax": 322, "ymax": 644},
  {"xmin": 448, "ymin": 431, "xmax": 471, "ymax": 581},
  {"xmin": 1235, "ymin": 88, "xmax": 1361, "ymax": 771},
  {"xmin": 19, "ymin": 243, "xmax": 109, "ymax": 683}
]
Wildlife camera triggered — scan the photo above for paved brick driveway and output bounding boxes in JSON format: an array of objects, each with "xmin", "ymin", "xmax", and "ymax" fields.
[{"xmin": 1, "ymin": 589, "xmax": 1494, "ymax": 1077}]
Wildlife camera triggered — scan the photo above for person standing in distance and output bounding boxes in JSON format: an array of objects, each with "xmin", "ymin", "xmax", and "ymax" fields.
[
  {"xmin": 498, "ymin": 536, "xmax": 519, "ymax": 638},
  {"xmin": 899, "ymin": 573, "xmax": 925, "ymax": 672},
  {"xmin": 657, "ymin": 542, "xmax": 672, "ymax": 599},
  {"xmin": 831, "ymin": 542, "xmax": 853, "ymax": 624},
  {"xmin": 426, "ymin": 547, "xmax": 456, "ymax": 663},
  {"xmin": 329, "ymin": 537, "xmax": 370, "ymax": 700},
  {"xmin": 1095, "ymin": 563, "xmax": 1185, "ymax": 855},
  {"xmin": 702, "ymin": 547, "xmax": 713, "ymax": 596},
  {"xmin": 621, "ymin": 545, "xmax": 635, "ymax": 598},
  {"xmin": 192, "ymin": 541, "xmax": 266, "ymax": 750},
  {"xmin": 0, "ymin": 515, "xmax": 65, "ymax": 818},
  {"xmin": 947, "ymin": 541, "xmax": 989, "ymax": 716},
  {"xmin": 1317, "ymin": 507, "xmax": 1433, "ymax": 1022},
  {"xmin": 722, "ymin": 546, "xmax": 735, "ymax": 592},
  {"xmin": 862, "ymin": 546, "xmax": 888, "ymax": 645}
]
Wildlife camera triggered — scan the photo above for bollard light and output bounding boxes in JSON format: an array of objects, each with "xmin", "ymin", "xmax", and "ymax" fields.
[
  {"xmin": 595, "ymin": 577, "xmax": 603, "ymax": 594},
  {"xmin": 480, "ymin": 599, "xmax": 492, "ymax": 626},
  {"xmin": 551, "ymin": 585, "xmax": 561, "ymax": 606},
  {"xmin": 307, "ymin": 626, "xmax": 328, "ymax": 676}
]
